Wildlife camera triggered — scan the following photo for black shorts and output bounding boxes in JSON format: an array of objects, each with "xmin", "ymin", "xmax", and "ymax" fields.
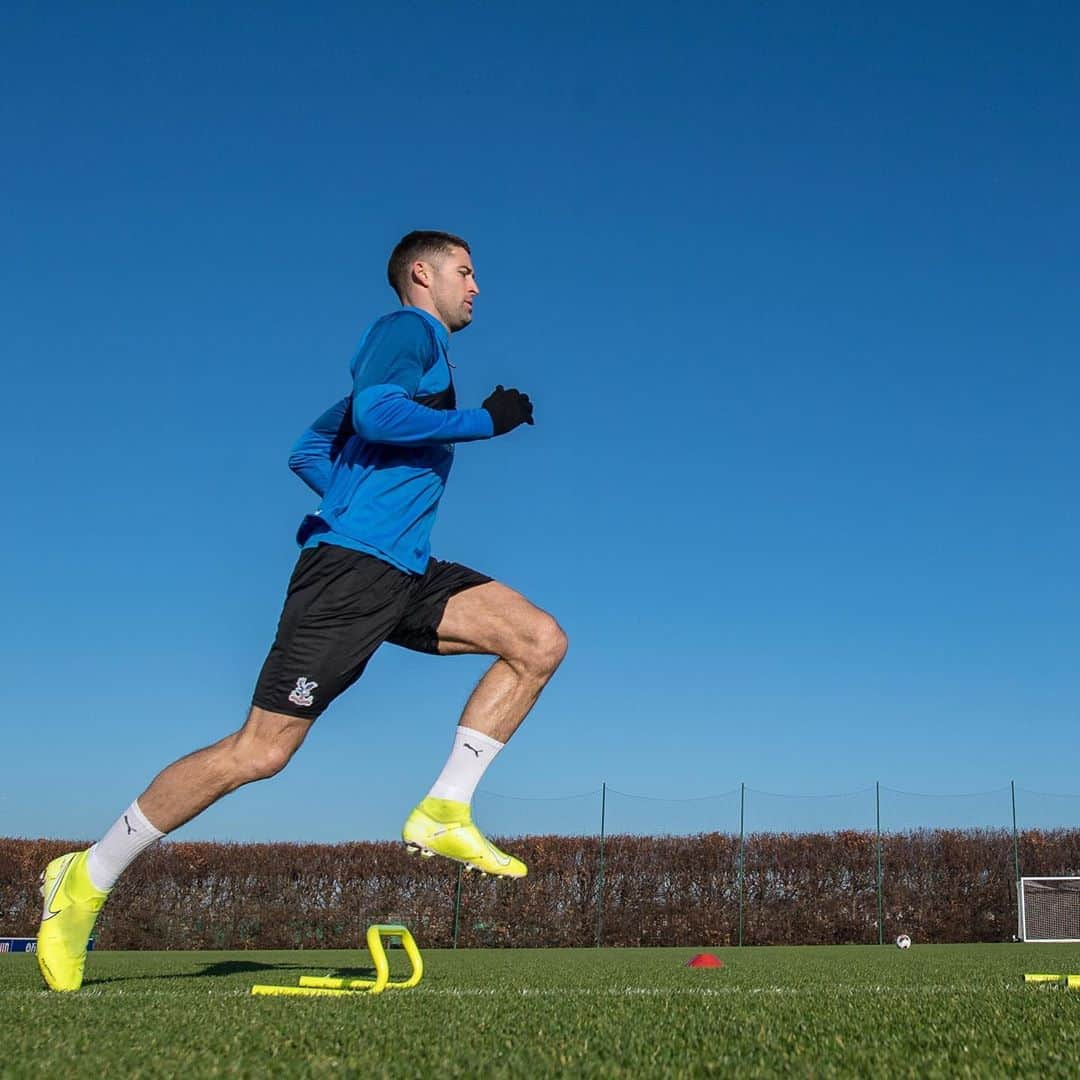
[{"xmin": 252, "ymin": 544, "xmax": 491, "ymax": 719}]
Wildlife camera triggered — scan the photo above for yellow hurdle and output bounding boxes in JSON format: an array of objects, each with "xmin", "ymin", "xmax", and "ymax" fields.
[
  {"xmin": 251, "ymin": 924, "xmax": 423, "ymax": 998},
  {"xmin": 1022, "ymin": 974, "xmax": 1080, "ymax": 989},
  {"xmin": 249, "ymin": 985, "xmax": 358, "ymax": 998}
]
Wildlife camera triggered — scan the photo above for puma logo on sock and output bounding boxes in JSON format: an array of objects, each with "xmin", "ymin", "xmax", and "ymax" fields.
[
  {"xmin": 124, "ymin": 815, "xmax": 136, "ymax": 835},
  {"xmin": 463, "ymin": 743, "xmax": 483, "ymax": 757}
]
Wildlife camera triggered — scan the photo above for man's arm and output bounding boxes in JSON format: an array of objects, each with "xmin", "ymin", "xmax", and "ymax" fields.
[
  {"xmin": 288, "ymin": 396, "xmax": 352, "ymax": 496},
  {"xmin": 354, "ymin": 386, "xmax": 495, "ymax": 445},
  {"xmin": 351, "ymin": 314, "xmax": 495, "ymax": 445}
]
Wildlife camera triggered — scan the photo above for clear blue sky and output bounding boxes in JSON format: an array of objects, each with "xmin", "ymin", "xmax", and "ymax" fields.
[{"xmin": 3, "ymin": 3, "xmax": 1077, "ymax": 842}]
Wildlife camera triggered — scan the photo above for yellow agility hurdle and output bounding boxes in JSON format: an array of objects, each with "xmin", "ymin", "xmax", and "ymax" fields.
[
  {"xmin": 1022, "ymin": 973, "xmax": 1080, "ymax": 989},
  {"xmin": 251, "ymin": 924, "xmax": 423, "ymax": 998}
]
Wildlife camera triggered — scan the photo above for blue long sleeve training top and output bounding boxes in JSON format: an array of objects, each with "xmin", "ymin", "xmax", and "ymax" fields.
[{"xmin": 288, "ymin": 307, "xmax": 494, "ymax": 574}]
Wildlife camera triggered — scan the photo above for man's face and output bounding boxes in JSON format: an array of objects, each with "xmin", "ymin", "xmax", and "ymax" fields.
[{"xmin": 424, "ymin": 247, "xmax": 479, "ymax": 332}]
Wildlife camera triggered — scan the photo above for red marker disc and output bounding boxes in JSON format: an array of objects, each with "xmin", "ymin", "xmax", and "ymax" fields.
[{"xmin": 686, "ymin": 953, "xmax": 723, "ymax": 968}]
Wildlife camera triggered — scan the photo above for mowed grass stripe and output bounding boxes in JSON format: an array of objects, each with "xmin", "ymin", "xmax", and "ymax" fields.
[
  {"xmin": 6, "ymin": 944, "xmax": 1080, "ymax": 1077},
  {"xmin": 5, "ymin": 983, "xmax": 1038, "ymax": 998}
]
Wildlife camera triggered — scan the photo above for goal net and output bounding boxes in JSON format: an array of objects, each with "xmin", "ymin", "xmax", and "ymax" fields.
[{"xmin": 1018, "ymin": 877, "xmax": 1080, "ymax": 942}]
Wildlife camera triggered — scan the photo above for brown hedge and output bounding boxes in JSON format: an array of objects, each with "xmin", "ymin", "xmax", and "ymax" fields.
[{"xmin": 3, "ymin": 830, "xmax": 1078, "ymax": 950}]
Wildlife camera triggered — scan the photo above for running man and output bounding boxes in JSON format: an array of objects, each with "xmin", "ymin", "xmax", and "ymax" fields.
[{"xmin": 37, "ymin": 230, "xmax": 567, "ymax": 992}]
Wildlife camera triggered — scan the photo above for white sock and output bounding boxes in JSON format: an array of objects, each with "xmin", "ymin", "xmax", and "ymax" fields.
[
  {"xmin": 427, "ymin": 726, "xmax": 504, "ymax": 804},
  {"xmin": 85, "ymin": 799, "xmax": 165, "ymax": 892}
]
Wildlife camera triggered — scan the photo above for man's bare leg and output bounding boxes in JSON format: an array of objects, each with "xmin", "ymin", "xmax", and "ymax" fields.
[
  {"xmin": 434, "ymin": 581, "xmax": 567, "ymax": 742},
  {"xmin": 83, "ymin": 707, "xmax": 314, "ymax": 892},
  {"xmin": 138, "ymin": 707, "xmax": 315, "ymax": 832},
  {"xmin": 37, "ymin": 707, "xmax": 314, "ymax": 992},
  {"xmin": 402, "ymin": 581, "xmax": 566, "ymax": 876}
]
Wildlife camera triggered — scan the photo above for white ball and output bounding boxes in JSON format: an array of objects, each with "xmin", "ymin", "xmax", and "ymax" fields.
[{"xmin": 895, "ymin": 934, "xmax": 912, "ymax": 950}]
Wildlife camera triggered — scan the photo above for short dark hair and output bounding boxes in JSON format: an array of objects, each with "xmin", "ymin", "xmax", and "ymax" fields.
[{"xmin": 387, "ymin": 230, "xmax": 471, "ymax": 298}]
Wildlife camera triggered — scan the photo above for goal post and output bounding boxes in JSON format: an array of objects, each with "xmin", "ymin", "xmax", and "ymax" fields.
[{"xmin": 1018, "ymin": 877, "xmax": 1080, "ymax": 942}]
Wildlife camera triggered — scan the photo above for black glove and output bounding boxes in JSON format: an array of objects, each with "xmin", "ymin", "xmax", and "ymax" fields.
[{"xmin": 482, "ymin": 384, "xmax": 534, "ymax": 436}]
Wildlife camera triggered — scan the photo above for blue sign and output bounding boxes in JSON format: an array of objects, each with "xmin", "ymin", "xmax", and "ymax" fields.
[{"xmin": 0, "ymin": 937, "xmax": 95, "ymax": 953}]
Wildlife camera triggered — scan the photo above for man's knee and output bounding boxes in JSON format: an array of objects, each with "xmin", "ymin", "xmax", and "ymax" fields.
[
  {"xmin": 245, "ymin": 742, "xmax": 295, "ymax": 781},
  {"xmin": 515, "ymin": 613, "xmax": 568, "ymax": 681},
  {"xmin": 233, "ymin": 710, "xmax": 311, "ymax": 782}
]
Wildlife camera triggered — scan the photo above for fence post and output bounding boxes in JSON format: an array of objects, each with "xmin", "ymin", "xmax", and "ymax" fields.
[
  {"xmin": 1011, "ymin": 780, "xmax": 1021, "ymax": 929},
  {"xmin": 737, "ymin": 781, "xmax": 745, "ymax": 947},
  {"xmin": 452, "ymin": 864, "xmax": 463, "ymax": 949},
  {"xmin": 875, "ymin": 781, "xmax": 883, "ymax": 945},
  {"xmin": 595, "ymin": 782, "xmax": 607, "ymax": 948}
]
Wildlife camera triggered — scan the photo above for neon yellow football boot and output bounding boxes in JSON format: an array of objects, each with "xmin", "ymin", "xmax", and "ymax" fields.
[
  {"xmin": 36, "ymin": 849, "xmax": 109, "ymax": 991},
  {"xmin": 402, "ymin": 797, "xmax": 527, "ymax": 878}
]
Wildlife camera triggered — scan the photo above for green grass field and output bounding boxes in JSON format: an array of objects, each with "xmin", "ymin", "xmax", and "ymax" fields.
[{"xmin": 6, "ymin": 943, "xmax": 1080, "ymax": 1077}]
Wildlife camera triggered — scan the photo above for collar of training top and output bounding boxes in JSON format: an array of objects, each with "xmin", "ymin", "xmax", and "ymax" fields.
[{"xmin": 403, "ymin": 306, "xmax": 450, "ymax": 349}]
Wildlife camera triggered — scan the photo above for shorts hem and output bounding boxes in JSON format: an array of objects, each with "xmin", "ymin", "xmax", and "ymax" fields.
[{"xmin": 250, "ymin": 697, "xmax": 327, "ymax": 721}]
